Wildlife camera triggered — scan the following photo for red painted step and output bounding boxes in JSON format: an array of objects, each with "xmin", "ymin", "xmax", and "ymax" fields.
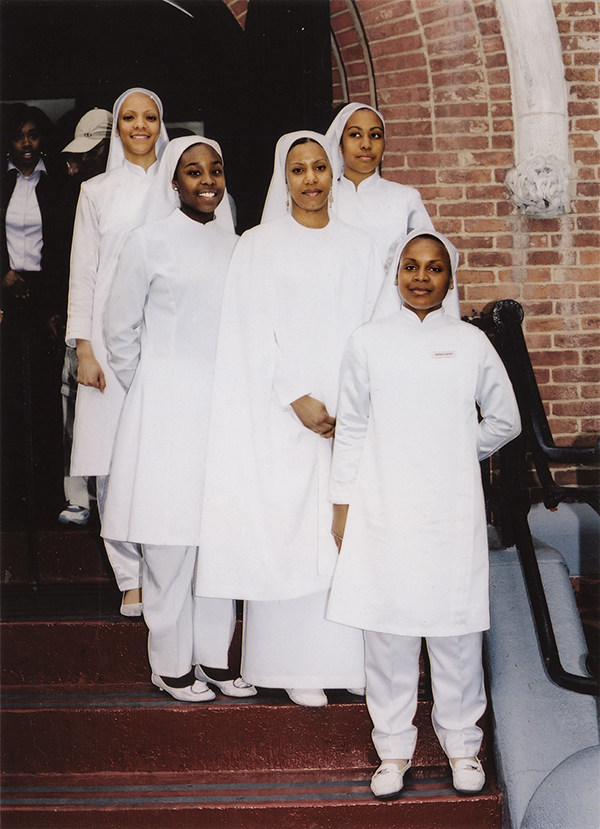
[
  {"xmin": 3, "ymin": 688, "xmax": 463, "ymax": 775},
  {"xmin": 1, "ymin": 768, "xmax": 502, "ymax": 829},
  {"xmin": 1, "ymin": 533, "xmax": 503, "ymax": 828}
]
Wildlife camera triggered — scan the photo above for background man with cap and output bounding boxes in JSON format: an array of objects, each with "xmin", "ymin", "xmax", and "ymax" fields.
[{"xmin": 53, "ymin": 108, "xmax": 112, "ymax": 525}]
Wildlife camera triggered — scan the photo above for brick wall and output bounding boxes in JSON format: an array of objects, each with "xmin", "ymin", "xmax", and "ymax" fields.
[{"xmin": 329, "ymin": 0, "xmax": 599, "ymax": 491}]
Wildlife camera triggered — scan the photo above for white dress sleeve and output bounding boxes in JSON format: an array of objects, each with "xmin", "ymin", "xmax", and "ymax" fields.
[
  {"xmin": 328, "ymin": 330, "xmax": 371, "ymax": 504},
  {"xmin": 66, "ymin": 186, "xmax": 100, "ymax": 347},
  {"xmin": 407, "ymin": 188, "xmax": 435, "ymax": 234},
  {"xmin": 103, "ymin": 231, "xmax": 150, "ymax": 391},
  {"xmin": 476, "ymin": 334, "xmax": 522, "ymax": 460}
]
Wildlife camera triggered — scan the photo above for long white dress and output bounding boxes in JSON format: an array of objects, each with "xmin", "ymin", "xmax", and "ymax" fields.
[
  {"xmin": 198, "ymin": 212, "xmax": 385, "ymax": 688},
  {"xmin": 198, "ymin": 213, "xmax": 385, "ymax": 599},
  {"xmin": 327, "ymin": 306, "xmax": 521, "ymax": 637},
  {"xmin": 102, "ymin": 208, "xmax": 237, "ymax": 544},
  {"xmin": 66, "ymin": 160, "xmax": 161, "ymax": 477}
]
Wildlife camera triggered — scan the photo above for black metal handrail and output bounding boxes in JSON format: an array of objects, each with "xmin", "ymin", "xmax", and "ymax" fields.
[
  {"xmin": 488, "ymin": 300, "xmax": 600, "ymax": 695},
  {"xmin": 487, "ymin": 300, "xmax": 598, "ymax": 696},
  {"xmin": 492, "ymin": 299, "xmax": 599, "ymax": 513}
]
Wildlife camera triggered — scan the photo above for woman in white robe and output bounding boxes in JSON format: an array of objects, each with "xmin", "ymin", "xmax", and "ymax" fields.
[
  {"xmin": 327, "ymin": 230, "xmax": 521, "ymax": 797},
  {"xmin": 66, "ymin": 88, "xmax": 168, "ymax": 613},
  {"xmin": 103, "ymin": 136, "xmax": 255, "ymax": 702},
  {"xmin": 197, "ymin": 131, "xmax": 386, "ymax": 705},
  {"xmin": 326, "ymin": 103, "xmax": 461, "ymax": 318}
]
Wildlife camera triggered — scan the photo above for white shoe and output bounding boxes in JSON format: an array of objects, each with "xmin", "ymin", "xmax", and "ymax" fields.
[
  {"xmin": 451, "ymin": 757, "xmax": 485, "ymax": 793},
  {"xmin": 370, "ymin": 760, "xmax": 411, "ymax": 800},
  {"xmin": 120, "ymin": 596, "xmax": 143, "ymax": 617},
  {"xmin": 58, "ymin": 504, "xmax": 90, "ymax": 525},
  {"xmin": 347, "ymin": 687, "xmax": 365, "ymax": 695},
  {"xmin": 285, "ymin": 688, "xmax": 328, "ymax": 707},
  {"xmin": 152, "ymin": 674, "xmax": 216, "ymax": 702},
  {"xmin": 194, "ymin": 666, "xmax": 257, "ymax": 697}
]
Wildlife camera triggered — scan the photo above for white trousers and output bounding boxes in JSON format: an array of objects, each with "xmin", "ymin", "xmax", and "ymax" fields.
[
  {"xmin": 97, "ymin": 474, "xmax": 141, "ymax": 592},
  {"xmin": 242, "ymin": 589, "xmax": 366, "ymax": 689},
  {"xmin": 364, "ymin": 631, "xmax": 486, "ymax": 761},
  {"xmin": 142, "ymin": 544, "xmax": 236, "ymax": 678}
]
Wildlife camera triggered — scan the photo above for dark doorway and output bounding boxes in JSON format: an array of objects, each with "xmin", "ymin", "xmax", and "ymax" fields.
[{"xmin": 1, "ymin": 0, "xmax": 332, "ymax": 230}]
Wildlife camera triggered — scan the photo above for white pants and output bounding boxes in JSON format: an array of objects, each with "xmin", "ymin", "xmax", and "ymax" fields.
[
  {"xmin": 97, "ymin": 475, "xmax": 141, "ymax": 592},
  {"xmin": 364, "ymin": 631, "xmax": 486, "ymax": 761},
  {"xmin": 142, "ymin": 544, "xmax": 236, "ymax": 678},
  {"xmin": 242, "ymin": 589, "xmax": 366, "ymax": 689}
]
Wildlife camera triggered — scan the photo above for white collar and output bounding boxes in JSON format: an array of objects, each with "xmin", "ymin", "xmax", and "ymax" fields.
[{"xmin": 7, "ymin": 157, "xmax": 47, "ymax": 178}]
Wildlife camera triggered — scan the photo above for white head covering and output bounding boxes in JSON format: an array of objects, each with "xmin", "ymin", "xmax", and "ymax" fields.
[
  {"xmin": 144, "ymin": 135, "xmax": 235, "ymax": 231},
  {"xmin": 261, "ymin": 130, "xmax": 335, "ymax": 224},
  {"xmin": 106, "ymin": 87, "xmax": 169, "ymax": 172},
  {"xmin": 391, "ymin": 228, "xmax": 461, "ymax": 318},
  {"xmin": 325, "ymin": 102, "xmax": 385, "ymax": 181}
]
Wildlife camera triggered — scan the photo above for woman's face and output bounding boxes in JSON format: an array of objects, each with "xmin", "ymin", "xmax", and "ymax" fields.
[
  {"xmin": 285, "ymin": 141, "xmax": 332, "ymax": 220},
  {"xmin": 10, "ymin": 120, "xmax": 42, "ymax": 172},
  {"xmin": 396, "ymin": 236, "xmax": 453, "ymax": 321},
  {"xmin": 116, "ymin": 92, "xmax": 161, "ymax": 162},
  {"xmin": 340, "ymin": 108, "xmax": 385, "ymax": 184},
  {"xmin": 173, "ymin": 143, "xmax": 225, "ymax": 224}
]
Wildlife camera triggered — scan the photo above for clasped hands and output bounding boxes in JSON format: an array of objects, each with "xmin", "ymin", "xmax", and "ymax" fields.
[{"xmin": 290, "ymin": 394, "xmax": 335, "ymax": 439}]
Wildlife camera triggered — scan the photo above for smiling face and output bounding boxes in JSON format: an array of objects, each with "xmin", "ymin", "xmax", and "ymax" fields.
[
  {"xmin": 285, "ymin": 140, "xmax": 332, "ymax": 227},
  {"xmin": 340, "ymin": 108, "xmax": 385, "ymax": 187},
  {"xmin": 173, "ymin": 143, "xmax": 225, "ymax": 224},
  {"xmin": 116, "ymin": 92, "xmax": 161, "ymax": 165},
  {"xmin": 10, "ymin": 120, "xmax": 42, "ymax": 175},
  {"xmin": 396, "ymin": 235, "xmax": 453, "ymax": 321}
]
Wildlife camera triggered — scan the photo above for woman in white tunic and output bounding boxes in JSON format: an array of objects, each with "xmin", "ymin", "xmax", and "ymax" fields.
[
  {"xmin": 103, "ymin": 136, "xmax": 255, "ymax": 702},
  {"xmin": 327, "ymin": 230, "xmax": 521, "ymax": 797},
  {"xmin": 197, "ymin": 131, "xmax": 386, "ymax": 706},
  {"xmin": 326, "ymin": 103, "xmax": 461, "ymax": 318},
  {"xmin": 66, "ymin": 88, "xmax": 168, "ymax": 614},
  {"xmin": 326, "ymin": 103, "xmax": 433, "ymax": 270}
]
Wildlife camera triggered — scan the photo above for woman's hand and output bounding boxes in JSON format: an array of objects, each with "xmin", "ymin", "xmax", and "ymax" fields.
[
  {"xmin": 291, "ymin": 395, "xmax": 336, "ymax": 438},
  {"xmin": 2, "ymin": 269, "xmax": 29, "ymax": 298},
  {"xmin": 332, "ymin": 504, "xmax": 349, "ymax": 552},
  {"xmin": 76, "ymin": 339, "xmax": 106, "ymax": 392}
]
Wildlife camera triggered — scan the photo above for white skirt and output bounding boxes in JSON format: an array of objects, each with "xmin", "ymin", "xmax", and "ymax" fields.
[{"xmin": 241, "ymin": 589, "xmax": 366, "ymax": 689}]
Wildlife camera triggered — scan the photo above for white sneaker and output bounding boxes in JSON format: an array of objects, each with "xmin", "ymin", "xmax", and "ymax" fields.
[
  {"xmin": 285, "ymin": 688, "xmax": 328, "ymax": 707},
  {"xmin": 451, "ymin": 757, "xmax": 485, "ymax": 793},
  {"xmin": 58, "ymin": 504, "xmax": 90, "ymax": 525},
  {"xmin": 370, "ymin": 760, "xmax": 411, "ymax": 800},
  {"xmin": 194, "ymin": 666, "xmax": 257, "ymax": 697}
]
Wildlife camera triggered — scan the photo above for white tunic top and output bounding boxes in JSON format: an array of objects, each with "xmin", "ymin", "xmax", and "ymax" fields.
[
  {"xmin": 101, "ymin": 209, "xmax": 237, "ymax": 545},
  {"xmin": 334, "ymin": 172, "xmax": 434, "ymax": 272},
  {"xmin": 197, "ymin": 214, "xmax": 386, "ymax": 601},
  {"xmin": 327, "ymin": 307, "xmax": 521, "ymax": 637},
  {"xmin": 66, "ymin": 160, "xmax": 160, "ymax": 476}
]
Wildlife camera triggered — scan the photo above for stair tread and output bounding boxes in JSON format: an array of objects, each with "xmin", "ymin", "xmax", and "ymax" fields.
[
  {"xmin": 1, "ymin": 684, "xmax": 368, "ymax": 709},
  {"xmin": 2, "ymin": 767, "xmax": 498, "ymax": 807}
]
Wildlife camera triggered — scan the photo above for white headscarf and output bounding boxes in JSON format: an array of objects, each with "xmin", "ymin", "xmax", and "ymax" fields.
[
  {"xmin": 325, "ymin": 102, "xmax": 385, "ymax": 182},
  {"xmin": 391, "ymin": 228, "xmax": 461, "ymax": 318},
  {"xmin": 261, "ymin": 130, "xmax": 335, "ymax": 224},
  {"xmin": 106, "ymin": 87, "xmax": 169, "ymax": 172},
  {"xmin": 144, "ymin": 135, "xmax": 235, "ymax": 231}
]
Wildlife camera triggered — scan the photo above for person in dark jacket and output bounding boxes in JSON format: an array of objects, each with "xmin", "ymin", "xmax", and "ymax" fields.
[{"xmin": 1, "ymin": 103, "xmax": 63, "ymax": 528}]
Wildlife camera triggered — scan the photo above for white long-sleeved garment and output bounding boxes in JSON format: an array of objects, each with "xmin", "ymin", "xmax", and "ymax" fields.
[
  {"xmin": 102, "ymin": 208, "xmax": 237, "ymax": 545},
  {"xmin": 197, "ymin": 213, "xmax": 386, "ymax": 601},
  {"xmin": 334, "ymin": 172, "xmax": 434, "ymax": 273},
  {"xmin": 66, "ymin": 160, "xmax": 160, "ymax": 476},
  {"xmin": 327, "ymin": 307, "xmax": 521, "ymax": 638}
]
